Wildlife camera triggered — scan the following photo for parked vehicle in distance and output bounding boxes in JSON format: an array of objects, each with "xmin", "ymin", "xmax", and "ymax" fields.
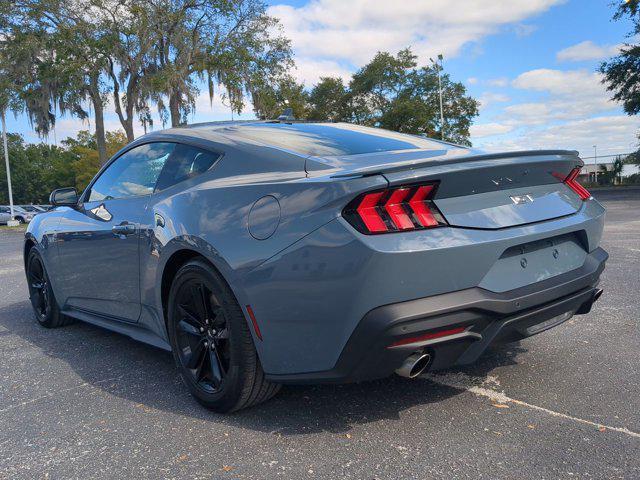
[
  {"xmin": 2, "ymin": 205, "xmax": 35, "ymax": 224},
  {"xmin": 19, "ymin": 205, "xmax": 46, "ymax": 214},
  {"xmin": 24, "ymin": 121, "xmax": 607, "ymax": 412},
  {"xmin": 0, "ymin": 206, "xmax": 12, "ymax": 224}
]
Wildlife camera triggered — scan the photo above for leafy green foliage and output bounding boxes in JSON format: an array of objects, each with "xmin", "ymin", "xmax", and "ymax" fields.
[
  {"xmin": 308, "ymin": 77, "xmax": 348, "ymax": 121},
  {"xmin": 254, "ymin": 49, "xmax": 479, "ymax": 145},
  {"xmin": 251, "ymin": 75, "xmax": 309, "ymax": 120},
  {"xmin": 600, "ymin": 44, "xmax": 640, "ymax": 115},
  {"xmin": 0, "ymin": 129, "xmax": 127, "ymax": 204},
  {"xmin": 600, "ymin": 1, "xmax": 640, "ymax": 159}
]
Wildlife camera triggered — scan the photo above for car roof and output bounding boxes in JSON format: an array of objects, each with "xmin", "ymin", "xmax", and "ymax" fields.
[{"xmin": 142, "ymin": 121, "xmax": 456, "ymax": 158}]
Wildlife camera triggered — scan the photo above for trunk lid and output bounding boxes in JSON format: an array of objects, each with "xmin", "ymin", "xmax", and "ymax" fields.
[{"xmin": 310, "ymin": 148, "xmax": 585, "ymax": 230}]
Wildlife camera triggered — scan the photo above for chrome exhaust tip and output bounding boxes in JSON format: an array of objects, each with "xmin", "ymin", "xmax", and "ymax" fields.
[
  {"xmin": 395, "ymin": 352, "xmax": 432, "ymax": 378},
  {"xmin": 593, "ymin": 288, "xmax": 604, "ymax": 303}
]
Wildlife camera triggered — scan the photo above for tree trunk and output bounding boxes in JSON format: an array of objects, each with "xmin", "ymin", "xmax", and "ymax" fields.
[
  {"xmin": 87, "ymin": 80, "xmax": 108, "ymax": 166},
  {"xmin": 169, "ymin": 92, "xmax": 181, "ymax": 127},
  {"xmin": 93, "ymin": 100, "xmax": 108, "ymax": 166},
  {"xmin": 123, "ymin": 117, "xmax": 135, "ymax": 142}
]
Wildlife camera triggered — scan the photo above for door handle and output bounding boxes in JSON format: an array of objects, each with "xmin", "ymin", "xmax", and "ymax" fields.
[{"xmin": 112, "ymin": 222, "xmax": 137, "ymax": 237}]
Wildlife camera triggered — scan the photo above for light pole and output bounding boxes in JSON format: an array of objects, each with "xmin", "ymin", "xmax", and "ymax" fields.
[
  {"xmin": 593, "ymin": 145, "xmax": 598, "ymax": 184},
  {"xmin": 430, "ymin": 54, "xmax": 445, "ymax": 141},
  {"xmin": 1, "ymin": 110, "xmax": 17, "ymax": 226}
]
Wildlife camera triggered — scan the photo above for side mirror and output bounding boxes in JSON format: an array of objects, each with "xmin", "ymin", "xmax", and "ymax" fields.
[{"xmin": 50, "ymin": 187, "xmax": 79, "ymax": 207}]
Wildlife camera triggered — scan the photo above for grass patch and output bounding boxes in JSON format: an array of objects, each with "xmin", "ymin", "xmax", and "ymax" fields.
[{"xmin": 0, "ymin": 224, "xmax": 26, "ymax": 232}]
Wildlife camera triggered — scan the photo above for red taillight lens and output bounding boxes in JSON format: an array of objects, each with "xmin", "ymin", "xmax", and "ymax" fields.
[
  {"xmin": 564, "ymin": 167, "xmax": 591, "ymax": 200},
  {"xmin": 343, "ymin": 183, "xmax": 447, "ymax": 234}
]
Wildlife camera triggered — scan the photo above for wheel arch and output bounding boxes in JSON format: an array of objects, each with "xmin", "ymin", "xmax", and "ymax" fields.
[
  {"xmin": 23, "ymin": 237, "xmax": 37, "ymax": 269},
  {"xmin": 158, "ymin": 247, "xmax": 251, "ymax": 332},
  {"xmin": 160, "ymin": 248, "xmax": 203, "ymax": 324}
]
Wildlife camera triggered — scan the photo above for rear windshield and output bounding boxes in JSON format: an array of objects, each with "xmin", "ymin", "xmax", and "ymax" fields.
[{"xmin": 222, "ymin": 123, "xmax": 444, "ymax": 157}]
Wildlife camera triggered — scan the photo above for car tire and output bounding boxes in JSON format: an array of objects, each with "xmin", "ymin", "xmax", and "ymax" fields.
[
  {"xmin": 26, "ymin": 248, "xmax": 74, "ymax": 328},
  {"xmin": 15, "ymin": 217, "xmax": 24, "ymax": 224},
  {"xmin": 167, "ymin": 258, "xmax": 280, "ymax": 412}
]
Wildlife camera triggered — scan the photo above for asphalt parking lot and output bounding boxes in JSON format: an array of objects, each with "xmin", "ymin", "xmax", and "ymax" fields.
[{"xmin": 0, "ymin": 188, "xmax": 638, "ymax": 479}]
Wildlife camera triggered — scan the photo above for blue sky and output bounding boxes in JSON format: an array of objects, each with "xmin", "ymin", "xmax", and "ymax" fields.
[{"xmin": 7, "ymin": 0, "xmax": 638, "ymax": 162}]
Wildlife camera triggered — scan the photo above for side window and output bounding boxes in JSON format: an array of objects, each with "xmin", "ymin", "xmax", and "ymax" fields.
[
  {"xmin": 88, "ymin": 143, "xmax": 176, "ymax": 202},
  {"xmin": 154, "ymin": 144, "xmax": 220, "ymax": 192}
]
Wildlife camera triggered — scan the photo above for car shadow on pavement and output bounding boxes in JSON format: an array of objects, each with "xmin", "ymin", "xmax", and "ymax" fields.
[{"xmin": 2, "ymin": 300, "xmax": 527, "ymax": 436}]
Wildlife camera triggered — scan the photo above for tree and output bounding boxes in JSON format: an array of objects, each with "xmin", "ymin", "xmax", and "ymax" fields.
[
  {"xmin": 5, "ymin": 0, "xmax": 112, "ymax": 164},
  {"xmin": 308, "ymin": 77, "xmax": 348, "ymax": 121},
  {"xmin": 144, "ymin": 0, "xmax": 293, "ymax": 127},
  {"xmin": 0, "ymin": 133, "xmax": 77, "ymax": 204},
  {"xmin": 601, "ymin": 0, "xmax": 640, "ymax": 150},
  {"xmin": 252, "ymin": 75, "xmax": 308, "ymax": 119},
  {"xmin": 612, "ymin": 156, "xmax": 624, "ymax": 185},
  {"xmin": 345, "ymin": 49, "xmax": 478, "ymax": 144},
  {"xmin": 63, "ymin": 130, "xmax": 128, "ymax": 191}
]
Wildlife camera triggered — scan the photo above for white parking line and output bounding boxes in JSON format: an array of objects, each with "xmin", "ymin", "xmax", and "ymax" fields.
[{"xmin": 425, "ymin": 371, "xmax": 640, "ymax": 439}]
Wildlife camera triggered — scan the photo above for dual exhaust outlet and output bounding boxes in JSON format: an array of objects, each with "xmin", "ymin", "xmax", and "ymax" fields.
[{"xmin": 395, "ymin": 351, "xmax": 432, "ymax": 378}]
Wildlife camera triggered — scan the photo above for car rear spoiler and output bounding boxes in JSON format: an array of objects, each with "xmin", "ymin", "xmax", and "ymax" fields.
[{"xmin": 328, "ymin": 149, "xmax": 581, "ymax": 179}]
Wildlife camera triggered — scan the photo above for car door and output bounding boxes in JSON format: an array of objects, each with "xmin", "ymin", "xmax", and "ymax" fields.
[{"xmin": 54, "ymin": 142, "xmax": 176, "ymax": 322}]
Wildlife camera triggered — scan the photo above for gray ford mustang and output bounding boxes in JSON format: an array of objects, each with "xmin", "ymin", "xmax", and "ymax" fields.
[{"xmin": 24, "ymin": 121, "xmax": 607, "ymax": 412}]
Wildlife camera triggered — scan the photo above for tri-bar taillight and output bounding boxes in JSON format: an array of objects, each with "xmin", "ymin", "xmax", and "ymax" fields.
[
  {"xmin": 343, "ymin": 183, "xmax": 447, "ymax": 234},
  {"xmin": 564, "ymin": 167, "xmax": 591, "ymax": 200}
]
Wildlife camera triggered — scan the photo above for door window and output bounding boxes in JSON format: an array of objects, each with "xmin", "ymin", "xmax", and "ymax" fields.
[
  {"xmin": 88, "ymin": 143, "xmax": 176, "ymax": 202},
  {"xmin": 155, "ymin": 144, "xmax": 221, "ymax": 192}
]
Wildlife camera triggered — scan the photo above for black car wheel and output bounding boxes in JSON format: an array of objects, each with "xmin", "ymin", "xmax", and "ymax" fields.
[
  {"xmin": 168, "ymin": 258, "xmax": 280, "ymax": 412},
  {"xmin": 26, "ymin": 249, "xmax": 73, "ymax": 328}
]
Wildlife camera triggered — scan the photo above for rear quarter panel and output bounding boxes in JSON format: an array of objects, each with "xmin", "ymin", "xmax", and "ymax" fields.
[{"xmin": 142, "ymin": 138, "xmax": 386, "ymax": 344}]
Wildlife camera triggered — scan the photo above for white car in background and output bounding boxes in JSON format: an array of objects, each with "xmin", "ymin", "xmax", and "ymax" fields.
[
  {"xmin": 20, "ymin": 205, "xmax": 46, "ymax": 214},
  {"xmin": 0, "ymin": 206, "xmax": 12, "ymax": 224},
  {"xmin": 0, "ymin": 206, "xmax": 35, "ymax": 224}
]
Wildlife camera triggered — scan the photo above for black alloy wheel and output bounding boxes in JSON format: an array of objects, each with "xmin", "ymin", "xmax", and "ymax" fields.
[
  {"xmin": 26, "ymin": 248, "xmax": 73, "ymax": 328},
  {"xmin": 168, "ymin": 258, "xmax": 280, "ymax": 412},
  {"xmin": 27, "ymin": 253, "xmax": 50, "ymax": 321},
  {"xmin": 174, "ymin": 280, "xmax": 231, "ymax": 393}
]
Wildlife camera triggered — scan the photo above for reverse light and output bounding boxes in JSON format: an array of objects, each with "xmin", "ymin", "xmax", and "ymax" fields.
[
  {"xmin": 564, "ymin": 167, "xmax": 591, "ymax": 200},
  {"xmin": 343, "ymin": 183, "xmax": 447, "ymax": 234}
]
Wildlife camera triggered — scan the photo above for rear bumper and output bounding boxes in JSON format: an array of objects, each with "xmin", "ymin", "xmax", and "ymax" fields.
[{"xmin": 266, "ymin": 247, "xmax": 607, "ymax": 384}]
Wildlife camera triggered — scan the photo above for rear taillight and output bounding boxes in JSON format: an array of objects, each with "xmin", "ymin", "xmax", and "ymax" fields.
[
  {"xmin": 564, "ymin": 167, "xmax": 591, "ymax": 200},
  {"xmin": 343, "ymin": 183, "xmax": 447, "ymax": 234}
]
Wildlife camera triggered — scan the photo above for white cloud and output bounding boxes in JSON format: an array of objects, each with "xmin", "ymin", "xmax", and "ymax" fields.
[
  {"xmin": 474, "ymin": 66, "xmax": 636, "ymax": 157},
  {"xmin": 476, "ymin": 115, "xmax": 640, "ymax": 157},
  {"xmin": 513, "ymin": 23, "xmax": 538, "ymax": 37},
  {"xmin": 531, "ymin": 69, "xmax": 601, "ymax": 95},
  {"xmin": 486, "ymin": 77, "xmax": 509, "ymax": 87},
  {"xmin": 556, "ymin": 40, "xmax": 622, "ymax": 62},
  {"xmin": 470, "ymin": 122, "xmax": 514, "ymax": 137},
  {"xmin": 291, "ymin": 58, "xmax": 353, "ymax": 86},
  {"xmin": 504, "ymin": 69, "xmax": 617, "ymax": 125},
  {"xmin": 467, "ymin": 77, "xmax": 479, "ymax": 85},
  {"xmin": 512, "ymin": 68, "xmax": 605, "ymax": 95},
  {"xmin": 478, "ymin": 92, "xmax": 510, "ymax": 110},
  {"xmin": 269, "ymin": 0, "xmax": 565, "ymax": 84}
]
